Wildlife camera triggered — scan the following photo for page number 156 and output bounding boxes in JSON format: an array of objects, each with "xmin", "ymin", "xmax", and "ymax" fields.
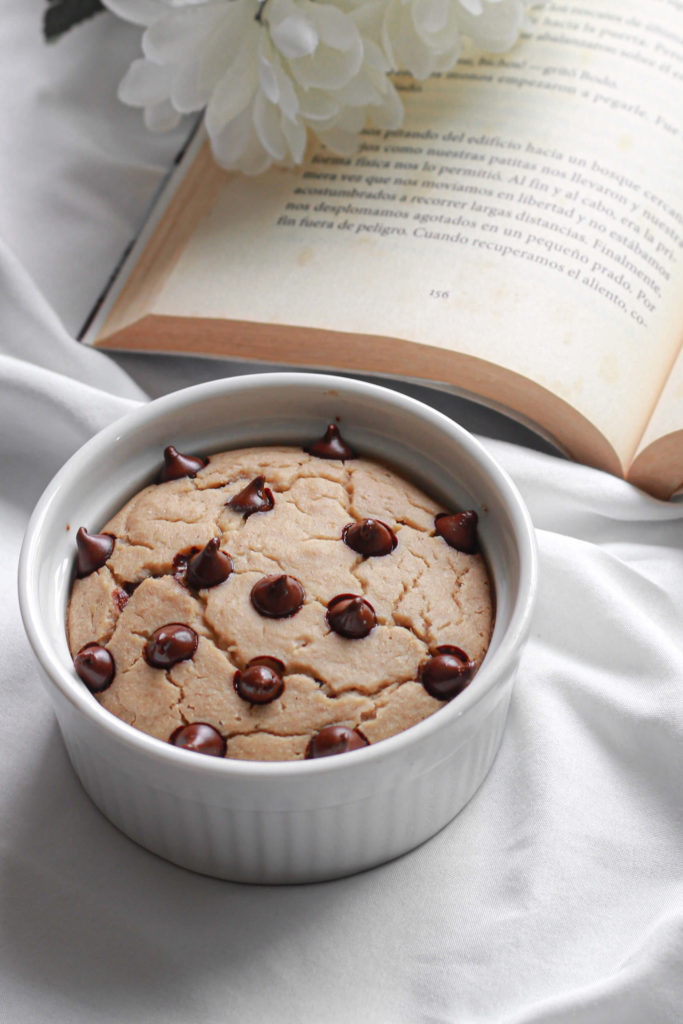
[{"xmin": 429, "ymin": 289, "xmax": 450, "ymax": 300}]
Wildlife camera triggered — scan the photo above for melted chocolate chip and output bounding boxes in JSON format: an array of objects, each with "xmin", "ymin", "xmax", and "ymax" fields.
[
  {"xmin": 172, "ymin": 549, "xmax": 194, "ymax": 585},
  {"xmin": 420, "ymin": 645, "xmax": 476, "ymax": 701},
  {"xmin": 145, "ymin": 623, "xmax": 198, "ymax": 669},
  {"xmin": 114, "ymin": 582, "xmax": 138, "ymax": 609},
  {"xmin": 227, "ymin": 476, "xmax": 274, "ymax": 518},
  {"xmin": 170, "ymin": 723, "xmax": 226, "ymax": 757},
  {"xmin": 159, "ymin": 445, "xmax": 206, "ymax": 483},
  {"xmin": 234, "ymin": 659, "xmax": 285, "ymax": 705},
  {"xmin": 76, "ymin": 527, "xmax": 115, "ymax": 578},
  {"xmin": 251, "ymin": 574, "xmax": 305, "ymax": 618},
  {"xmin": 305, "ymin": 424, "xmax": 355, "ymax": 460},
  {"xmin": 185, "ymin": 538, "xmax": 233, "ymax": 590},
  {"xmin": 326, "ymin": 594, "xmax": 376, "ymax": 639},
  {"xmin": 306, "ymin": 725, "xmax": 369, "ymax": 759},
  {"xmin": 434, "ymin": 510, "xmax": 479, "ymax": 553},
  {"xmin": 74, "ymin": 643, "xmax": 115, "ymax": 693},
  {"xmin": 343, "ymin": 519, "xmax": 397, "ymax": 557}
]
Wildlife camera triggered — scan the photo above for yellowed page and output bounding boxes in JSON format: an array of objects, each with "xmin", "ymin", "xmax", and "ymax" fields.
[
  {"xmin": 638, "ymin": 343, "xmax": 683, "ymax": 455},
  {"xmin": 146, "ymin": 0, "xmax": 683, "ymax": 469},
  {"xmin": 627, "ymin": 343, "xmax": 683, "ymax": 497}
]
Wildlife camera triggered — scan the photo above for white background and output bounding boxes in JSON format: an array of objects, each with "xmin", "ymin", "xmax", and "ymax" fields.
[{"xmin": 1, "ymin": 5, "xmax": 682, "ymax": 1022}]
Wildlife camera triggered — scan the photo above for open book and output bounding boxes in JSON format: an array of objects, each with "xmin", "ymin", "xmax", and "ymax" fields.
[{"xmin": 83, "ymin": 0, "xmax": 683, "ymax": 500}]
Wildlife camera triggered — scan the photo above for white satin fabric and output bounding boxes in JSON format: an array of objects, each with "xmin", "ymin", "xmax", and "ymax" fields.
[{"xmin": 1, "ymin": 6, "xmax": 682, "ymax": 1023}]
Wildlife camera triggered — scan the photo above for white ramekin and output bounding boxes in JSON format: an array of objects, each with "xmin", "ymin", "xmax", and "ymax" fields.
[{"xmin": 19, "ymin": 373, "xmax": 536, "ymax": 884}]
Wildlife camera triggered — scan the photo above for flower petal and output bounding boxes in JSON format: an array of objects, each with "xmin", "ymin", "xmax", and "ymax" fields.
[
  {"xmin": 309, "ymin": 3, "xmax": 359, "ymax": 51},
  {"xmin": 350, "ymin": 0, "xmax": 385, "ymax": 43},
  {"xmin": 253, "ymin": 91, "xmax": 287, "ymax": 160},
  {"xmin": 315, "ymin": 125, "xmax": 362, "ymax": 156},
  {"xmin": 412, "ymin": 0, "xmax": 449, "ymax": 37},
  {"xmin": 258, "ymin": 50, "xmax": 280, "ymax": 104},
  {"xmin": 271, "ymin": 13, "xmax": 319, "ymax": 58},
  {"xmin": 171, "ymin": 57, "xmax": 211, "ymax": 112},
  {"xmin": 361, "ymin": 37, "xmax": 391, "ymax": 74},
  {"xmin": 281, "ymin": 114, "xmax": 307, "ymax": 163},
  {"xmin": 171, "ymin": 20, "xmax": 235, "ymax": 111},
  {"xmin": 458, "ymin": 0, "xmax": 483, "ymax": 14},
  {"xmin": 205, "ymin": 39, "xmax": 259, "ymax": 135},
  {"xmin": 289, "ymin": 37, "xmax": 363, "ymax": 89},
  {"xmin": 144, "ymin": 98, "xmax": 182, "ymax": 132},
  {"xmin": 257, "ymin": 35, "xmax": 300, "ymax": 119},
  {"xmin": 327, "ymin": 104, "xmax": 366, "ymax": 134},
  {"xmin": 118, "ymin": 58, "xmax": 174, "ymax": 107},
  {"xmin": 210, "ymin": 103, "xmax": 273, "ymax": 174},
  {"xmin": 455, "ymin": 0, "xmax": 525, "ymax": 51},
  {"xmin": 296, "ymin": 88, "xmax": 340, "ymax": 121},
  {"xmin": 335, "ymin": 68, "xmax": 383, "ymax": 107},
  {"xmin": 142, "ymin": 3, "xmax": 230, "ymax": 64},
  {"xmin": 368, "ymin": 80, "xmax": 403, "ymax": 130}
]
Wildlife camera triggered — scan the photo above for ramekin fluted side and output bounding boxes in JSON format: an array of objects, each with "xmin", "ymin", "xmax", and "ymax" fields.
[{"xmin": 57, "ymin": 672, "xmax": 514, "ymax": 884}]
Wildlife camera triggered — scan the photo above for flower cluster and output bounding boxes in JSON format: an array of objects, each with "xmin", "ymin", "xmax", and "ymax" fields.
[{"xmin": 104, "ymin": 0, "xmax": 531, "ymax": 173}]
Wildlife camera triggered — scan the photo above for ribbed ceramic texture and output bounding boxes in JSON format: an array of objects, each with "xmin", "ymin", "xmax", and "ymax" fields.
[
  {"xmin": 57, "ymin": 677, "xmax": 513, "ymax": 883},
  {"xmin": 19, "ymin": 373, "xmax": 537, "ymax": 884}
]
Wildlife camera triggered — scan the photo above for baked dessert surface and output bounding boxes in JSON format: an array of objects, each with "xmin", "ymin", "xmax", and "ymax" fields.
[{"xmin": 67, "ymin": 442, "xmax": 493, "ymax": 760}]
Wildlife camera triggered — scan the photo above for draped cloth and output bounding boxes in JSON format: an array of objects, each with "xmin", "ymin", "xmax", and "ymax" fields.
[{"xmin": 1, "ymin": 6, "xmax": 681, "ymax": 1022}]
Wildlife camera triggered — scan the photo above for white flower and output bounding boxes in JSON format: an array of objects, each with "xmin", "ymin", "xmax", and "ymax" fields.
[
  {"xmin": 379, "ymin": 0, "xmax": 527, "ymax": 80},
  {"xmin": 103, "ymin": 0, "xmax": 529, "ymax": 173}
]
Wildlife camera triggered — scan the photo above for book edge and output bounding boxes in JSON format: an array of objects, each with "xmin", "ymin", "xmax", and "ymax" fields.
[
  {"xmin": 627, "ymin": 431, "xmax": 683, "ymax": 500},
  {"xmin": 81, "ymin": 123, "xmax": 211, "ymax": 345},
  {"xmin": 94, "ymin": 313, "xmax": 625, "ymax": 482}
]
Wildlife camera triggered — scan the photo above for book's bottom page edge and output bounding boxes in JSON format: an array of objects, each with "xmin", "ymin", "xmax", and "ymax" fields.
[
  {"xmin": 98, "ymin": 339, "xmax": 565, "ymax": 457},
  {"xmin": 93, "ymin": 318, "xmax": 626, "ymax": 482},
  {"xmin": 628, "ymin": 432, "xmax": 683, "ymax": 501}
]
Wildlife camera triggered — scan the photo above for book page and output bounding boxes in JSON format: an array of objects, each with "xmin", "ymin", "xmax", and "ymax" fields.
[
  {"xmin": 142, "ymin": 0, "xmax": 683, "ymax": 469},
  {"xmin": 628, "ymin": 341, "xmax": 683, "ymax": 496},
  {"xmin": 638, "ymin": 342, "xmax": 683, "ymax": 453}
]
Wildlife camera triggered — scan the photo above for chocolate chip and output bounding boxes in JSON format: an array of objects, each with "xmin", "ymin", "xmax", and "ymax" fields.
[
  {"xmin": 145, "ymin": 623, "xmax": 198, "ymax": 668},
  {"xmin": 247, "ymin": 655, "xmax": 286, "ymax": 674},
  {"xmin": 251, "ymin": 574, "xmax": 305, "ymax": 618},
  {"xmin": 434, "ymin": 510, "xmax": 479, "ymax": 553},
  {"xmin": 326, "ymin": 594, "xmax": 376, "ymax": 639},
  {"xmin": 76, "ymin": 527, "xmax": 114, "ymax": 577},
  {"xmin": 113, "ymin": 588, "xmax": 129, "ymax": 612},
  {"xmin": 234, "ymin": 659, "xmax": 285, "ymax": 704},
  {"xmin": 185, "ymin": 538, "xmax": 233, "ymax": 590},
  {"xmin": 227, "ymin": 476, "xmax": 274, "ymax": 518},
  {"xmin": 74, "ymin": 643, "xmax": 115, "ymax": 693},
  {"xmin": 159, "ymin": 445, "xmax": 206, "ymax": 482},
  {"xmin": 343, "ymin": 519, "xmax": 397, "ymax": 557},
  {"xmin": 306, "ymin": 725, "xmax": 369, "ymax": 759},
  {"xmin": 420, "ymin": 645, "xmax": 476, "ymax": 701},
  {"xmin": 170, "ymin": 723, "xmax": 226, "ymax": 757},
  {"xmin": 172, "ymin": 549, "xmax": 194, "ymax": 585},
  {"xmin": 305, "ymin": 424, "xmax": 355, "ymax": 460}
]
